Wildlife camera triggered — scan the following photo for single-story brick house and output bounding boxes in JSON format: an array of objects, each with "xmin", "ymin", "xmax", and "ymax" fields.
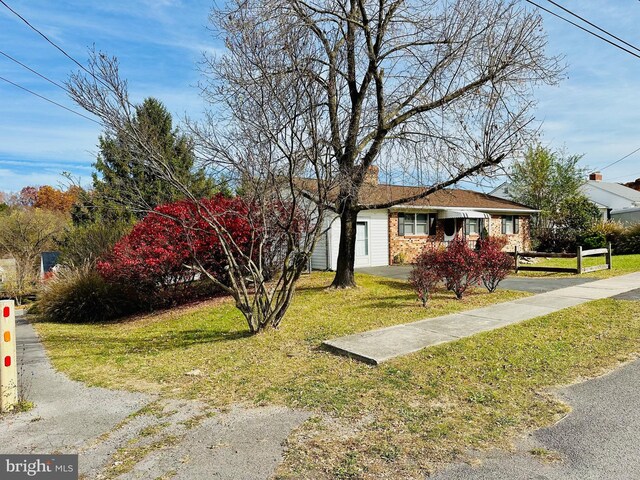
[{"xmin": 310, "ymin": 171, "xmax": 537, "ymax": 270}]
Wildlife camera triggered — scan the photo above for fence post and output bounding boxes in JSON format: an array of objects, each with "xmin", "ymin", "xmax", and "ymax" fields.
[
  {"xmin": 0, "ymin": 300, "xmax": 18, "ymax": 412},
  {"xmin": 606, "ymin": 242, "xmax": 612, "ymax": 270},
  {"xmin": 576, "ymin": 246, "xmax": 583, "ymax": 274},
  {"xmin": 514, "ymin": 246, "xmax": 519, "ymax": 274}
]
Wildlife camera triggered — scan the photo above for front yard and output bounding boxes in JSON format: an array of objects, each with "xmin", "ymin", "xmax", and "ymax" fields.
[
  {"xmin": 34, "ymin": 273, "xmax": 640, "ymax": 479},
  {"xmin": 518, "ymin": 253, "xmax": 640, "ymax": 278}
]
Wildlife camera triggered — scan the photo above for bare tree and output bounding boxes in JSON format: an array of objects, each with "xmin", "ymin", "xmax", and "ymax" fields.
[
  {"xmin": 68, "ymin": 52, "xmax": 332, "ymax": 333},
  {"xmin": 0, "ymin": 208, "xmax": 68, "ymax": 304},
  {"xmin": 203, "ymin": 0, "xmax": 563, "ymax": 287}
]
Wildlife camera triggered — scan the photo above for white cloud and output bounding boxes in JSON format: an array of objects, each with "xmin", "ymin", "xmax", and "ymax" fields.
[{"xmin": 0, "ymin": 168, "xmax": 73, "ymax": 192}]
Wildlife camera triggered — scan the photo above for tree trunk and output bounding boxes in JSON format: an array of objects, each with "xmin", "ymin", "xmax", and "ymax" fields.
[{"xmin": 331, "ymin": 207, "xmax": 359, "ymax": 288}]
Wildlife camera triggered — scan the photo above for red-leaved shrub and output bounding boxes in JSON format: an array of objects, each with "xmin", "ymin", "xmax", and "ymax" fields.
[
  {"xmin": 97, "ymin": 194, "xmax": 253, "ymax": 307},
  {"xmin": 410, "ymin": 236, "xmax": 482, "ymax": 303},
  {"xmin": 409, "ymin": 247, "xmax": 442, "ymax": 306},
  {"xmin": 438, "ymin": 236, "xmax": 481, "ymax": 299},
  {"xmin": 410, "ymin": 235, "xmax": 514, "ymax": 304},
  {"xmin": 476, "ymin": 236, "xmax": 513, "ymax": 292}
]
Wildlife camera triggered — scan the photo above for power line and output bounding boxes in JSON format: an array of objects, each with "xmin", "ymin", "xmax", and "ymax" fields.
[
  {"xmin": 525, "ymin": 0, "xmax": 640, "ymax": 61},
  {"xmin": 0, "ymin": 0, "xmax": 117, "ymax": 125},
  {"xmin": 0, "ymin": 75, "xmax": 101, "ymax": 125},
  {"xmin": 597, "ymin": 146, "xmax": 640, "ymax": 172},
  {"xmin": 0, "ymin": 0, "xmax": 95, "ymax": 77},
  {"xmin": 0, "ymin": 50, "xmax": 67, "ymax": 92},
  {"xmin": 0, "ymin": 0, "xmax": 116, "ymax": 95},
  {"xmin": 608, "ymin": 171, "xmax": 640, "ymax": 182},
  {"xmin": 542, "ymin": 0, "xmax": 640, "ymax": 54},
  {"xmin": 523, "ymin": 1, "xmax": 640, "ymax": 177}
]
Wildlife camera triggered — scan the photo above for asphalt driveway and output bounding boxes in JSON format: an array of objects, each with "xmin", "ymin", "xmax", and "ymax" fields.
[
  {"xmin": 429, "ymin": 358, "xmax": 640, "ymax": 480},
  {"xmin": 356, "ymin": 265, "xmax": 598, "ymax": 293},
  {"xmin": 1, "ymin": 318, "xmax": 152, "ymax": 455},
  {"xmin": 1, "ymin": 319, "xmax": 309, "ymax": 479}
]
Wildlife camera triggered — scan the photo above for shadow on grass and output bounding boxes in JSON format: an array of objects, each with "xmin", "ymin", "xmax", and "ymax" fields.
[
  {"xmin": 40, "ymin": 327, "xmax": 255, "ymax": 359},
  {"xmin": 30, "ymin": 292, "xmax": 234, "ymax": 326},
  {"xmin": 369, "ymin": 278, "xmax": 414, "ymax": 291},
  {"xmin": 295, "ymin": 284, "xmax": 332, "ymax": 294}
]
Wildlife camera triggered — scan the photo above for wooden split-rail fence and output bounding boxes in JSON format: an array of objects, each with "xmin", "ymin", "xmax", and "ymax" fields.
[{"xmin": 513, "ymin": 243, "xmax": 612, "ymax": 275}]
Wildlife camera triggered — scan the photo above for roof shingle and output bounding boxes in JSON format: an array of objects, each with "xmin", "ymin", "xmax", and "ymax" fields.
[
  {"xmin": 358, "ymin": 184, "xmax": 535, "ymax": 210},
  {"xmin": 296, "ymin": 178, "xmax": 536, "ymax": 211}
]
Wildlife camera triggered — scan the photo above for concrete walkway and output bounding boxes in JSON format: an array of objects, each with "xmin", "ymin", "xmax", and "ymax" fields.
[{"xmin": 324, "ymin": 272, "xmax": 640, "ymax": 364}]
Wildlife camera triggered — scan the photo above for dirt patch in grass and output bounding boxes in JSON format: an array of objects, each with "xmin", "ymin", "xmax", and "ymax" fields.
[{"xmin": 34, "ymin": 273, "xmax": 640, "ymax": 478}]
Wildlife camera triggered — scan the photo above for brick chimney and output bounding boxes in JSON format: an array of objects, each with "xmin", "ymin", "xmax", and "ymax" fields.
[
  {"xmin": 364, "ymin": 165, "xmax": 379, "ymax": 185},
  {"xmin": 589, "ymin": 172, "xmax": 602, "ymax": 182}
]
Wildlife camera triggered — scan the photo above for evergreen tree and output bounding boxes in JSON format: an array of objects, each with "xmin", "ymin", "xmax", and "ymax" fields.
[{"xmin": 87, "ymin": 97, "xmax": 216, "ymax": 222}]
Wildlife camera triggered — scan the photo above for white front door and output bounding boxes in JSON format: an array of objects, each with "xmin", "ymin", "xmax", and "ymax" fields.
[{"xmin": 355, "ymin": 221, "xmax": 370, "ymax": 267}]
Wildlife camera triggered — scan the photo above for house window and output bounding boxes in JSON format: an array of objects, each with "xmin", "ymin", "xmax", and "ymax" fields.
[
  {"xmin": 464, "ymin": 218, "xmax": 485, "ymax": 236},
  {"xmin": 501, "ymin": 215, "xmax": 520, "ymax": 234},
  {"xmin": 398, "ymin": 213, "xmax": 436, "ymax": 236},
  {"xmin": 356, "ymin": 222, "xmax": 369, "ymax": 256}
]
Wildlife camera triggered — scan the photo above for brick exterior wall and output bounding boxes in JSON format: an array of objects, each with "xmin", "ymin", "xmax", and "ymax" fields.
[
  {"xmin": 388, "ymin": 212, "xmax": 531, "ymax": 264},
  {"xmin": 487, "ymin": 215, "xmax": 531, "ymax": 252},
  {"xmin": 388, "ymin": 212, "xmax": 449, "ymax": 264}
]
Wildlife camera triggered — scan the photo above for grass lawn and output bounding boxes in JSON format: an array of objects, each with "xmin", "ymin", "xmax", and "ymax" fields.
[
  {"xmin": 516, "ymin": 253, "xmax": 640, "ymax": 278},
  {"xmin": 34, "ymin": 273, "xmax": 640, "ymax": 479}
]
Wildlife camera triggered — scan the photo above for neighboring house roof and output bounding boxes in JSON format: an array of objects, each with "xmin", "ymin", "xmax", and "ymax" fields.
[
  {"xmin": 623, "ymin": 178, "xmax": 640, "ymax": 192},
  {"xmin": 582, "ymin": 181, "xmax": 640, "ymax": 207},
  {"xmin": 491, "ymin": 179, "xmax": 640, "ymax": 211},
  {"xmin": 611, "ymin": 206, "xmax": 640, "ymax": 215},
  {"xmin": 488, "ymin": 181, "xmax": 510, "ymax": 200}
]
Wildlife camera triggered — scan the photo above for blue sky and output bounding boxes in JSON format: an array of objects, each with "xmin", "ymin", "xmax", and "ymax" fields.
[{"xmin": 0, "ymin": 0, "xmax": 639, "ymax": 192}]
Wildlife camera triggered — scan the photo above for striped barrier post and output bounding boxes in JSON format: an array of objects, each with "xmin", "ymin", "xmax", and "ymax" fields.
[{"xmin": 0, "ymin": 299, "xmax": 18, "ymax": 412}]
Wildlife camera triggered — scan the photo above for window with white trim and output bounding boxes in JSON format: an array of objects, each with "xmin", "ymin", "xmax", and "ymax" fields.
[
  {"xmin": 501, "ymin": 215, "xmax": 520, "ymax": 234},
  {"xmin": 464, "ymin": 218, "xmax": 485, "ymax": 236},
  {"xmin": 397, "ymin": 213, "xmax": 436, "ymax": 236}
]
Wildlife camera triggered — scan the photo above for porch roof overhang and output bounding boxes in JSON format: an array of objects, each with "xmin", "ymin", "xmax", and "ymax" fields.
[{"xmin": 438, "ymin": 209, "xmax": 490, "ymax": 220}]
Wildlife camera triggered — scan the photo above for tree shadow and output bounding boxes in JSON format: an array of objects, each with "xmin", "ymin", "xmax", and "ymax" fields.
[
  {"xmin": 42, "ymin": 328, "xmax": 255, "ymax": 363},
  {"xmin": 296, "ymin": 284, "xmax": 332, "ymax": 294},
  {"xmin": 371, "ymin": 278, "xmax": 414, "ymax": 291}
]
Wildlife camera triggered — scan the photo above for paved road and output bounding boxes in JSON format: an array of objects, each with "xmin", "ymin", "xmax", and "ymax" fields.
[
  {"xmin": 612, "ymin": 288, "xmax": 640, "ymax": 300},
  {"xmin": 429, "ymin": 358, "xmax": 640, "ymax": 480},
  {"xmin": 356, "ymin": 265, "xmax": 598, "ymax": 293}
]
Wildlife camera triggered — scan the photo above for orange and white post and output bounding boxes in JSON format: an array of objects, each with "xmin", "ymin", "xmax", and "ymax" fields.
[{"xmin": 0, "ymin": 299, "xmax": 18, "ymax": 412}]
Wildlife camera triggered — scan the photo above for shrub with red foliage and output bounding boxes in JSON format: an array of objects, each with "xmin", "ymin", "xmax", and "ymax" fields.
[
  {"xmin": 476, "ymin": 236, "xmax": 513, "ymax": 292},
  {"xmin": 437, "ymin": 236, "xmax": 481, "ymax": 299},
  {"xmin": 409, "ymin": 247, "xmax": 442, "ymax": 306},
  {"xmin": 410, "ymin": 235, "xmax": 514, "ymax": 304},
  {"xmin": 97, "ymin": 194, "xmax": 253, "ymax": 307}
]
